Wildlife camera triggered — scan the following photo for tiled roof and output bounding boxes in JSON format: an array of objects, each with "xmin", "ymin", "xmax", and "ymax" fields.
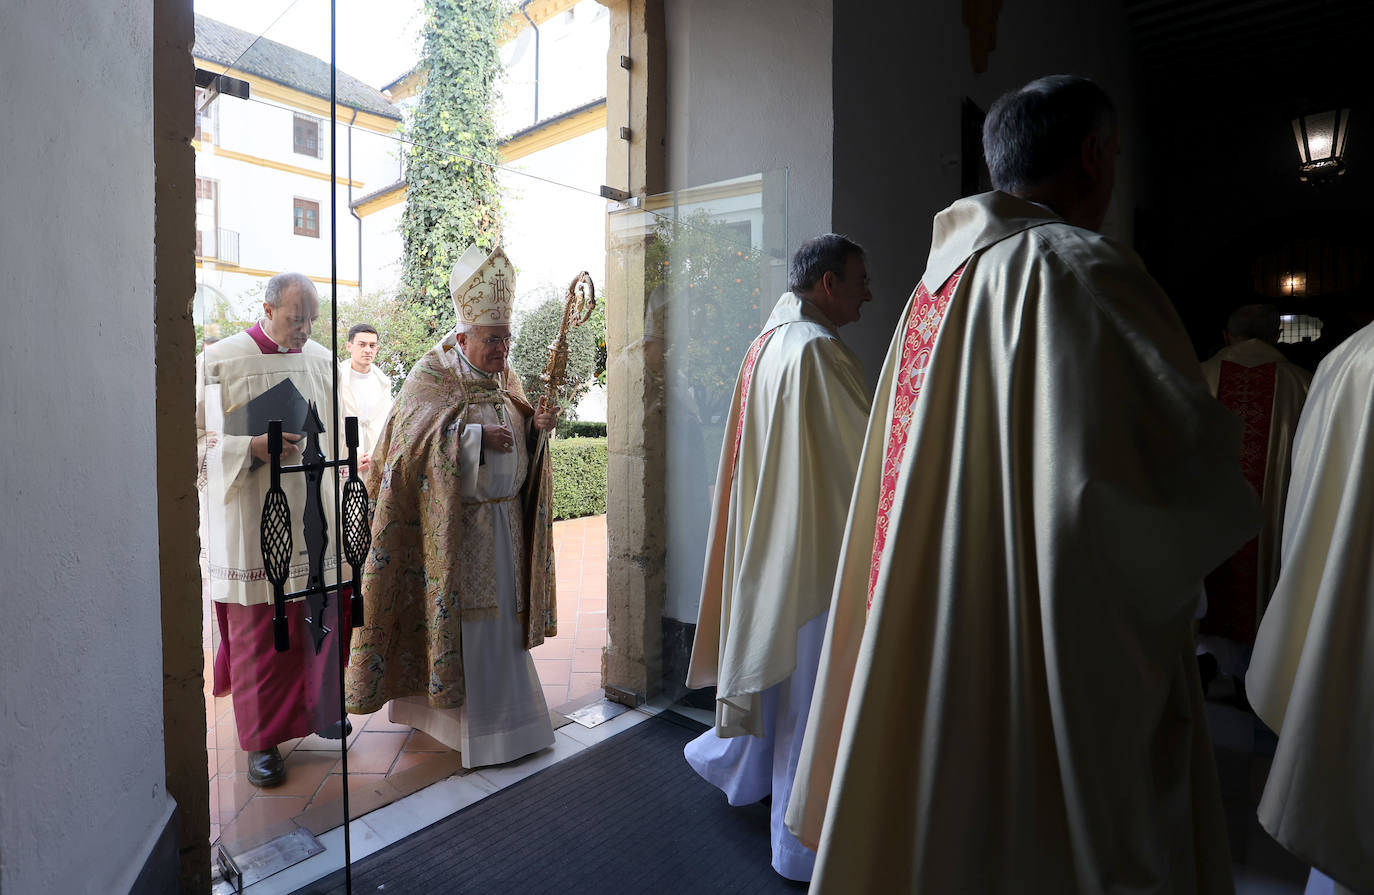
[{"xmin": 194, "ymin": 14, "xmax": 401, "ymax": 121}]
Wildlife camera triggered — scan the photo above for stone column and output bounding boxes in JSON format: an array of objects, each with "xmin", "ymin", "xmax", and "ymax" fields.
[
  {"xmin": 155, "ymin": 0, "xmax": 211, "ymax": 889},
  {"xmin": 599, "ymin": 0, "xmax": 668, "ymax": 704}
]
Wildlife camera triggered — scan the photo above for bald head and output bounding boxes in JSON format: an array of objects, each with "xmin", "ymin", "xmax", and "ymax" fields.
[{"xmin": 262, "ymin": 272, "xmax": 319, "ymax": 351}]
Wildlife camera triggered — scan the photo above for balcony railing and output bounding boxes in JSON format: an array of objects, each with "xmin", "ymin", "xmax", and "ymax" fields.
[{"xmin": 195, "ymin": 228, "xmax": 240, "ymax": 267}]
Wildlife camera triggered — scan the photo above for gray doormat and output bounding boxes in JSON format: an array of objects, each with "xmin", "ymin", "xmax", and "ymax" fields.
[{"xmin": 291, "ymin": 710, "xmax": 806, "ymax": 894}]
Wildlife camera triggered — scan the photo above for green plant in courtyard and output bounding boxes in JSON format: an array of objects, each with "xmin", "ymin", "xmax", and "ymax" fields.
[
  {"xmin": 550, "ymin": 437, "xmax": 607, "ymax": 520},
  {"xmin": 398, "ymin": 0, "xmax": 507, "ymax": 335},
  {"xmin": 510, "ymin": 292, "xmax": 599, "ymax": 414}
]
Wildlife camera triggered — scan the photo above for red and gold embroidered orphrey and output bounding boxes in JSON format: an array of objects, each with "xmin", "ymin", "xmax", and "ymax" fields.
[
  {"xmin": 730, "ymin": 326, "xmax": 783, "ymax": 470},
  {"xmin": 1201, "ymin": 360, "xmax": 1278, "ymax": 641},
  {"xmin": 867, "ymin": 266, "xmax": 965, "ymax": 608}
]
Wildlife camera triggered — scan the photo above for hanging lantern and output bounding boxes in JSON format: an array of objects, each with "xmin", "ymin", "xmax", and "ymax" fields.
[{"xmin": 1292, "ymin": 109, "xmax": 1351, "ymax": 181}]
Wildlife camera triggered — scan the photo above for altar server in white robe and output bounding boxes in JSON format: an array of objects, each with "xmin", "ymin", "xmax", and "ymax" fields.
[
  {"xmin": 337, "ymin": 323, "xmax": 393, "ymax": 473},
  {"xmin": 1196, "ymin": 304, "xmax": 1310, "ymax": 689},
  {"xmin": 788, "ymin": 75, "xmax": 1260, "ymax": 894},
  {"xmin": 1247, "ymin": 321, "xmax": 1374, "ymax": 895},
  {"xmin": 346, "ymin": 245, "xmax": 559, "ymax": 768},
  {"xmin": 685, "ymin": 233, "xmax": 872, "ymax": 881}
]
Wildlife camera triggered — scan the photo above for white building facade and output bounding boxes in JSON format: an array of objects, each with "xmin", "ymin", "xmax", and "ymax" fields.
[{"xmin": 193, "ymin": 14, "xmax": 404, "ymax": 320}]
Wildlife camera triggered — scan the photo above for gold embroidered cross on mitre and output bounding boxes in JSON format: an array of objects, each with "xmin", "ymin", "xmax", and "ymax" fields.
[{"xmin": 449, "ymin": 243, "xmax": 515, "ymax": 326}]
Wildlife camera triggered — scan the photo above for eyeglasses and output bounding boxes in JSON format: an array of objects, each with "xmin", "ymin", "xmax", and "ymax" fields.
[{"xmin": 480, "ymin": 335, "xmax": 514, "ymax": 347}]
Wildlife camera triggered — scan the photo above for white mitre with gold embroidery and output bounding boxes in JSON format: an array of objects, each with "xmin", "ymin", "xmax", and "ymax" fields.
[{"xmin": 449, "ymin": 244, "xmax": 515, "ymax": 326}]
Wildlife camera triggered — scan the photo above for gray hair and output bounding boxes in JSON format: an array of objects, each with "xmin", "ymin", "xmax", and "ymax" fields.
[
  {"xmin": 789, "ymin": 233, "xmax": 865, "ymax": 294},
  {"xmin": 983, "ymin": 75, "xmax": 1116, "ymax": 193},
  {"xmin": 1227, "ymin": 304, "xmax": 1281, "ymax": 344},
  {"xmin": 454, "ymin": 321, "xmax": 479, "ymax": 336},
  {"xmin": 264, "ymin": 271, "xmax": 316, "ymax": 307}
]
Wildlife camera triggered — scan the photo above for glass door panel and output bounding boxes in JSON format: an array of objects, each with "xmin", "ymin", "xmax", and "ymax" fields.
[
  {"xmin": 606, "ymin": 171, "xmax": 790, "ymax": 700},
  {"xmin": 195, "ymin": 0, "xmax": 351, "ymax": 889}
]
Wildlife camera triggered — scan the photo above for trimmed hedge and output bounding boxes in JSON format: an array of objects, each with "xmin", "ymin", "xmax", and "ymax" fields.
[
  {"xmin": 556, "ymin": 419, "xmax": 608, "ymax": 439},
  {"xmin": 551, "ymin": 437, "xmax": 607, "ymax": 520}
]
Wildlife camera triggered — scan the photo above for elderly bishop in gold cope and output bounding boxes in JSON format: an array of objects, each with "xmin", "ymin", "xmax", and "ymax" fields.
[
  {"xmin": 346, "ymin": 244, "xmax": 559, "ymax": 768},
  {"xmin": 684, "ymin": 234, "xmax": 873, "ymax": 882}
]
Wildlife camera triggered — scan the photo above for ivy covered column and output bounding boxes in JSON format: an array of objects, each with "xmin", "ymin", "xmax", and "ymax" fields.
[{"xmin": 600, "ymin": 0, "xmax": 668, "ymax": 705}]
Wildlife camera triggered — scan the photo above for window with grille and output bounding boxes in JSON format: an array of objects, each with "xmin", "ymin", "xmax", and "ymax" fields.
[
  {"xmin": 293, "ymin": 114, "xmax": 322, "ymax": 157},
  {"xmin": 1279, "ymin": 314, "xmax": 1323, "ymax": 344},
  {"xmin": 194, "ymin": 87, "xmax": 215, "ymax": 143},
  {"xmin": 293, "ymin": 197, "xmax": 320, "ymax": 238},
  {"xmin": 195, "ymin": 177, "xmax": 218, "ymax": 258}
]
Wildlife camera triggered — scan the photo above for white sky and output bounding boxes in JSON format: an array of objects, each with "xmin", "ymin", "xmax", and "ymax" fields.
[{"xmin": 194, "ymin": 0, "xmax": 425, "ymax": 89}]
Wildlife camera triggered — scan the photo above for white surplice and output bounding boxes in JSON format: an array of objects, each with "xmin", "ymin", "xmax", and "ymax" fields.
[
  {"xmin": 336, "ymin": 359, "xmax": 392, "ymax": 460},
  {"xmin": 197, "ymin": 331, "xmax": 339, "ymax": 606},
  {"xmin": 790, "ymin": 192, "xmax": 1259, "ymax": 894},
  {"xmin": 388, "ymin": 348, "xmax": 554, "ymax": 769},
  {"xmin": 1247, "ymin": 322, "xmax": 1374, "ymax": 895}
]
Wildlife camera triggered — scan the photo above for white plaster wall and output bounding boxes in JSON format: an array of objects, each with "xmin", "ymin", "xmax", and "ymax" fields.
[
  {"xmin": 659, "ymin": 0, "xmax": 833, "ymax": 625},
  {"xmin": 499, "ymin": 129, "xmax": 608, "ymax": 317},
  {"xmin": 498, "ymin": 0, "xmax": 610, "ymax": 135},
  {"xmin": 662, "ymin": 0, "xmax": 834, "ymax": 259},
  {"xmin": 831, "ymin": 0, "xmax": 1141, "ymax": 380},
  {"xmin": 196, "ymin": 94, "xmax": 402, "ymax": 315},
  {"xmin": 0, "ymin": 0, "xmax": 175, "ymax": 891}
]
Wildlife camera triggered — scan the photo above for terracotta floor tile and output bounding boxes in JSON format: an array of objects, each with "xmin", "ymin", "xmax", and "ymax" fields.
[
  {"xmin": 219, "ymin": 795, "xmax": 310, "ymax": 852},
  {"xmin": 569, "ymin": 672, "xmax": 603, "ymax": 701},
  {"xmin": 573, "ymin": 648, "xmax": 603, "ymax": 674},
  {"xmin": 218, "ymin": 746, "xmax": 250, "ymax": 775},
  {"xmin": 542, "ymin": 685, "xmax": 568, "ymax": 710},
  {"xmin": 294, "ymin": 721, "xmax": 363, "ymax": 752},
  {"xmin": 387, "ymin": 752, "xmax": 466, "ymax": 798},
  {"xmin": 213, "ymin": 723, "xmax": 240, "ymax": 753},
  {"xmin": 534, "ymin": 658, "xmax": 571, "ymax": 686},
  {"xmin": 531, "ymin": 637, "xmax": 575, "ymax": 660},
  {"xmin": 343, "ymin": 731, "xmax": 409, "ymax": 775},
  {"xmin": 308, "ymin": 772, "xmax": 395, "ymax": 812},
  {"xmin": 579, "ymin": 597, "xmax": 608, "ymax": 613},
  {"xmin": 387, "ymin": 750, "xmax": 440, "ymax": 777},
  {"xmin": 214, "ymin": 772, "xmax": 260, "ymax": 819},
  {"xmin": 577, "ymin": 613, "xmax": 608, "ymax": 632},
  {"xmin": 403, "ymin": 730, "xmax": 450, "ymax": 753},
  {"xmin": 362, "ymin": 712, "xmax": 413, "ymax": 733},
  {"xmin": 575, "ymin": 627, "xmax": 608, "ymax": 650},
  {"xmin": 266, "ymin": 749, "xmax": 339, "ymax": 799},
  {"xmin": 215, "ymin": 698, "xmax": 235, "ymax": 724}
]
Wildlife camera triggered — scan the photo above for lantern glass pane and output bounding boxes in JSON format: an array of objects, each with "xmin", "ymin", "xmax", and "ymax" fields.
[
  {"xmin": 1302, "ymin": 110, "xmax": 1339, "ymax": 161},
  {"xmin": 1334, "ymin": 109, "xmax": 1351, "ymax": 157}
]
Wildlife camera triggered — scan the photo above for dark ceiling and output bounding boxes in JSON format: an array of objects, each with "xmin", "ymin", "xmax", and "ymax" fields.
[{"xmin": 1125, "ymin": 0, "xmax": 1373, "ymax": 107}]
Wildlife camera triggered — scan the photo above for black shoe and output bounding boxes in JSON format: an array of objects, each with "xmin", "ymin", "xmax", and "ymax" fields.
[
  {"xmin": 247, "ymin": 747, "xmax": 285, "ymax": 788},
  {"xmin": 317, "ymin": 718, "xmax": 353, "ymax": 740}
]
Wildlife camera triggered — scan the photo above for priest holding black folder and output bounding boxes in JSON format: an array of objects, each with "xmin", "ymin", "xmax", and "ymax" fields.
[{"xmin": 196, "ymin": 271, "xmax": 350, "ymax": 788}]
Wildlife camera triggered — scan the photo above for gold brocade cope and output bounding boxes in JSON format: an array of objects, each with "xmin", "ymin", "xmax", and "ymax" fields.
[{"xmin": 344, "ymin": 335, "xmax": 556, "ymax": 714}]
